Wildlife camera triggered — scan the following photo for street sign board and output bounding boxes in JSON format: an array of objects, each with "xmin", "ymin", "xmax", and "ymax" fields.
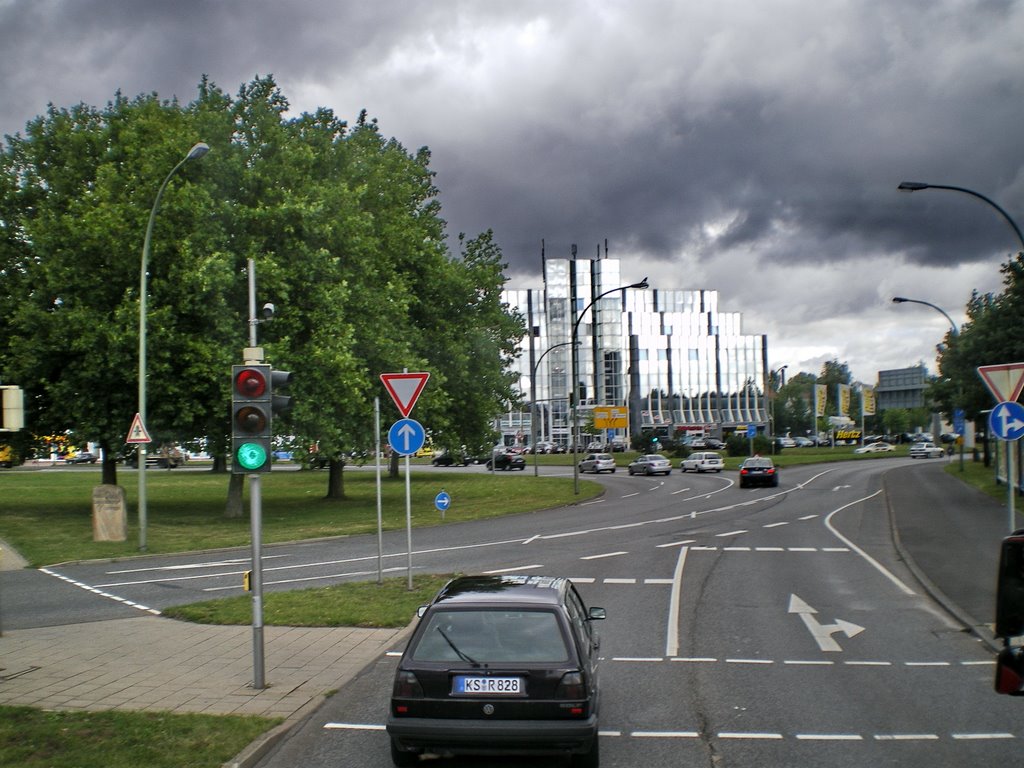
[
  {"xmin": 747, "ymin": 424, "xmax": 757, "ymax": 438},
  {"xmin": 593, "ymin": 405, "xmax": 628, "ymax": 429},
  {"xmin": 380, "ymin": 372, "xmax": 430, "ymax": 417},
  {"xmin": 388, "ymin": 418, "xmax": 426, "ymax": 456},
  {"xmin": 126, "ymin": 412, "xmax": 152, "ymax": 444},
  {"xmin": 978, "ymin": 363, "xmax": 1024, "ymax": 403},
  {"xmin": 434, "ymin": 491, "xmax": 452, "ymax": 512},
  {"xmin": 990, "ymin": 401, "xmax": 1024, "ymax": 442}
]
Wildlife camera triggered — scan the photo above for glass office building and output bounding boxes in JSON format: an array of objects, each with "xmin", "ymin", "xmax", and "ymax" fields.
[{"xmin": 500, "ymin": 256, "xmax": 769, "ymax": 447}]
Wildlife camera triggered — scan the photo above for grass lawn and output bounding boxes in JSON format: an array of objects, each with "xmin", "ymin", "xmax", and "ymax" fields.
[
  {"xmin": 0, "ymin": 467, "xmax": 599, "ymax": 566},
  {"xmin": 0, "ymin": 706, "xmax": 279, "ymax": 768}
]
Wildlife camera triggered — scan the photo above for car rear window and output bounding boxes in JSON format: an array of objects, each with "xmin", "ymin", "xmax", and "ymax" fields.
[{"xmin": 412, "ymin": 609, "xmax": 570, "ymax": 663}]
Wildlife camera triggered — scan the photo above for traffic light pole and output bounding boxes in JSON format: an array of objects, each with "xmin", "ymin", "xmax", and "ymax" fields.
[{"xmin": 246, "ymin": 259, "xmax": 266, "ymax": 689}]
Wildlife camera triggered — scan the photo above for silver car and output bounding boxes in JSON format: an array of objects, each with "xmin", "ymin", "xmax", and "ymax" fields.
[
  {"xmin": 628, "ymin": 454, "xmax": 672, "ymax": 475},
  {"xmin": 579, "ymin": 453, "xmax": 616, "ymax": 473}
]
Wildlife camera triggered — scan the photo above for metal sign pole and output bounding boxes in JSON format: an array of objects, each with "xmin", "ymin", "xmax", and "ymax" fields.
[
  {"xmin": 250, "ymin": 473, "xmax": 265, "ymax": 689},
  {"xmin": 376, "ymin": 397, "xmax": 383, "ymax": 584},
  {"xmin": 405, "ymin": 453, "xmax": 413, "ymax": 590}
]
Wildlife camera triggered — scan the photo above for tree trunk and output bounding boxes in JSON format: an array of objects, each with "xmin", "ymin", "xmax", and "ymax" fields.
[
  {"xmin": 224, "ymin": 473, "xmax": 245, "ymax": 518},
  {"xmin": 101, "ymin": 457, "xmax": 117, "ymax": 486},
  {"xmin": 389, "ymin": 451, "xmax": 400, "ymax": 479},
  {"xmin": 326, "ymin": 459, "xmax": 346, "ymax": 499}
]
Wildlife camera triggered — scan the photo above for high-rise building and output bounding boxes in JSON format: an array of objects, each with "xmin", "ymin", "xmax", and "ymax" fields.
[{"xmin": 499, "ymin": 254, "xmax": 769, "ymax": 448}]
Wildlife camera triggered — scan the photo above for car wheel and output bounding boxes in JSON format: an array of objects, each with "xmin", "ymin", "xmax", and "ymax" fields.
[{"xmin": 390, "ymin": 738, "xmax": 418, "ymax": 767}]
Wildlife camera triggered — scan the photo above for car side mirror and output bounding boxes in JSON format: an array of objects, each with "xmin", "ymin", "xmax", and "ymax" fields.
[
  {"xmin": 417, "ymin": 605, "xmax": 429, "ymax": 619},
  {"xmin": 995, "ymin": 531, "xmax": 1024, "ymax": 639},
  {"xmin": 588, "ymin": 607, "xmax": 606, "ymax": 621}
]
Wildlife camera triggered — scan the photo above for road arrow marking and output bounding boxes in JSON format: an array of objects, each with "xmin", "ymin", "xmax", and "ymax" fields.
[{"xmin": 788, "ymin": 594, "xmax": 865, "ymax": 652}]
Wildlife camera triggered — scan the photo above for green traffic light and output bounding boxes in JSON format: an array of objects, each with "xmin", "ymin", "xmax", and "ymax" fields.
[{"xmin": 237, "ymin": 443, "xmax": 268, "ymax": 471}]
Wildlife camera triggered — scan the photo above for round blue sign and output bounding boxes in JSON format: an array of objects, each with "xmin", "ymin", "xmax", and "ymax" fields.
[
  {"xmin": 990, "ymin": 401, "xmax": 1024, "ymax": 441},
  {"xmin": 388, "ymin": 418, "xmax": 426, "ymax": 456},
  {"xmin": 434, "ymin": 491, "xmax": 451, "ymax": 512}
]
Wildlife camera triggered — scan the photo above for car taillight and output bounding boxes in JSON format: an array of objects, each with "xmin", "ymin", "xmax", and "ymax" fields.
[
  {"xmin": 392, "ymin": 670, "xmax": 423, "ymax": 698},
  {"xmin": 766, "ymin": 468, "xmax": 775, "ymax": 474},
  {"xmin": 740, "ymin": 468, "xmax": 749, "ymax": 475},
  {"xmin": 555, "ymin": 671, "xmax": 585, "ymax": 699}
]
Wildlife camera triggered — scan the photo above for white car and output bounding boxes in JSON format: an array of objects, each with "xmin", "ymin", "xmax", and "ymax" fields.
[
  {"xmin": 910, "ymin": 441, "xmax": 945, "ymax": 459},
  {"xmin": 579, "ymin": 453, "xmax": 617, "ymax": 473},
  {"xmin": 854, "ymin": 441, "xmax": 895, "ymax": 454},
  {"xmin": 680, "ymin": 451, "xmax": 725, "ymax": 473}
]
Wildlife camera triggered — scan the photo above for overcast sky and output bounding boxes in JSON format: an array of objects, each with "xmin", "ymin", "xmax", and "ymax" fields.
[{"xmin": 3, "ymin": 0, "xmax": 1022, "ymax": 384}]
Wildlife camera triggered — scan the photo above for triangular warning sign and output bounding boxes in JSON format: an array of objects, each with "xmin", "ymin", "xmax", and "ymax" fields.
[
  {"xmin": 380, "ymin": 372, "xmax": 430, "ymax": 417},
  {"xmin": 126, "ymin": 412, "xmax": 152, "ymax": 444},
  {"xmin": 977, "ymin": 363, "xmax": 1024, "ymax": 403}
]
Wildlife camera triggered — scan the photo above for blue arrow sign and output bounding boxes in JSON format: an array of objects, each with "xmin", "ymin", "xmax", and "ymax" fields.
[
  {"xmin": 434, "ymin": 491, "xmax": 451, "ymax": 512},
  {"xmin": 388, "ymin": 418, "xmax": 426, "ymax": 456},
  {"xmin": 990, "ymin": 401, "xmax": 1024, "ymax": 441}
]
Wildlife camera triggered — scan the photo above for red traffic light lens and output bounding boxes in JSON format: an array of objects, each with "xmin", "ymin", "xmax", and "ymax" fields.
[{"xmin": 235, "ymin": 368, "xmax": 267, "ymax": 397}]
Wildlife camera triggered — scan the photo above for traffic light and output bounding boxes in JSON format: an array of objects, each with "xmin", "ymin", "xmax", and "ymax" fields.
[
  {"xmin": 231, "ymin": 365, "xmax": 272, "ymax": 474},
  {"xmin": 270, "ymin": 369, "xmax": 293, "ymax": 417}
]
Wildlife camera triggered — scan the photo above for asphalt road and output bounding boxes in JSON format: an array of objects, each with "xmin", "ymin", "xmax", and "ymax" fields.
[{"xmin": 9, "ymin": 459, "xmax": 1021, "ymax": 766}]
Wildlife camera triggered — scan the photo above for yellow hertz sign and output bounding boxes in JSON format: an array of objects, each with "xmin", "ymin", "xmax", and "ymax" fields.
[{"xmin": 593, "ymin": 406, "xmax": 628, "ymax": 429}]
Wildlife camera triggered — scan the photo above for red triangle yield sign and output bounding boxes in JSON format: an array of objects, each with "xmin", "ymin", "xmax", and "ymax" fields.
[
  {"xmin": 380, "ymin": 372, "xmax": 430, "ymax": 417},
  {"xmin": 977, "ymin": 363, "xmax": 1024, "ymax": 403}
]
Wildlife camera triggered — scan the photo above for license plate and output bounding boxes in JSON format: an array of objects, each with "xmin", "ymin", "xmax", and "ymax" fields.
[{"xmin": 452, "ymin": 675, "xmax": 523, "ymax": 695}]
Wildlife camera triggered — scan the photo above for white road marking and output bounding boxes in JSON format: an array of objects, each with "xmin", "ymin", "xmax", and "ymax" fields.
[
  {"xmin": 580, "ymin": 551, "xmax": 628, "ymax": 560},
  {"xmin": 665, "ymin": 546, "xmax": 688, "ymax": 657}
]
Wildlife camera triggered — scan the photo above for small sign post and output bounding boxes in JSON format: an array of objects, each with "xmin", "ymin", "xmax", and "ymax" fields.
[
  {"xmin": 978, "ymin": 363, "xmax": 1024, "ymax": 533},
  {"xmin": 381, "ymin": 371, "xmax": 430, "ymax": 589}
]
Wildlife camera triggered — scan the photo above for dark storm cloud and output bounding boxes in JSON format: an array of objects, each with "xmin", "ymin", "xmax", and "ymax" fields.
[{"xmin": 1, "ymin": 0, "xmax": 1022, "ymax": 379}]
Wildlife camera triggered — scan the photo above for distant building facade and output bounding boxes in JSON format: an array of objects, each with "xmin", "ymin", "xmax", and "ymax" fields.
[
  {"xmin": 499, "ymin": 255, "xmax": 769, "ymax": 447},
  {"xmin": 875, "ymin": 364, "xmax": 928, "ymax": 411}
]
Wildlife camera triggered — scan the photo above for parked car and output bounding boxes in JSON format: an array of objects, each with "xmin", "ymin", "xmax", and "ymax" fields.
[
  {"xmin": 854, "ymin": 441, "xmax": 895, "ymax": 454},
  {"xmin": 792, "ymin": 436, "xmax": 814, "ymax": 448},
  {"xmin": 703, "ymin": 437, "xmax": 726, "ymax": 449},
  {"xmin": 578, "ymin": 453, "xmax": 616, "ymax": 473},
  {"xmin": 627, "ymin": 454, "xmax": 672, "ymax": 476},
  {"xmin": 486, "ymin": 452, "xmax": 527, "ymax": 471},
  {"xmin": 386, "ymin": 574, "xmax": 605, "ymax": 767},
  {"xmin": 910, "ymin": 441, "xmax": 944, "ymax": 459},
  {"xmin": 680, "ymin": 451, "xmax": 725, "ymax": 473},
  {"xmin": 739, "ymin": 456, "xmax": 779, "ymax": 487},
  {"xmin": 66, "ymin": 451, "xmax": 98, "ymax": 464},
  {"xmin": 532, "ymin": 441, "xmax": 557, "ymax": 454},
  {"xmin": 432, "ymin": 452, "xmax": 470, "ymax": 467},
  {"xmin": 775, "ymin": 437, "xmax": 797, "ymax": 449}
]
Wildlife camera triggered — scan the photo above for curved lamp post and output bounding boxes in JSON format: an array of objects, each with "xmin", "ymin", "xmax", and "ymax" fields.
[
  {"xmin": 897, "ymin": 181, "xmax": 1024, "ymax": 253},
  {"xmin": 572, "ymin": 277, "xmax": 649, "ymax": 494},
  {"xmin": 531, "ymin": 341, "xmax": 577, "ymax": 476},
  {"xmin": 138, "ymin": 142, "xmax": 210, "ymax": 551},
  {"xmin": 891, "ymin": 296, "xmax": 962, "ymax": 470}
]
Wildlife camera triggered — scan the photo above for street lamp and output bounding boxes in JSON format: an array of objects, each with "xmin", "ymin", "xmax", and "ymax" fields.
[
  {"xmin": 891, "ymin": 297, "xmax": 960, "ymax": 336},
  {"xmin": 571, "ymin": 277, "xmax": 649, "ymax": 494},
  {"xmin": 138, "ymin": 141, "xmax": 209, "ymax": 551},
  {"xmin": 897, "ymin": 181, "xmax": 1024, "ymax": 253},
  {"xmin": 891, "ymin": 296, "xmax": 963, "ymax": 470},
  {"xmin": 531, "ymin": 341, "xmax": 576, "ymax": 476}
]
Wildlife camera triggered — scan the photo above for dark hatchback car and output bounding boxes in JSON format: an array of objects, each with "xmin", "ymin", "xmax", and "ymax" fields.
[
  {"xmin": 386, "ymin": 575, "xmax": 606, "ymax": 767},
  {"xmin": 739, "ymin": 456, "xmax": 779, "ymax": 488},
  {"xmin": 485, "ymin": 452, "xmax": 527, "ymax": 471}
]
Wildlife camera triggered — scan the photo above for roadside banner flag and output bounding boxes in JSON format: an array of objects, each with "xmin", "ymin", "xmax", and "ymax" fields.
[
  {"xmin": 838, "ymin": 384, "xmax": 851, "ymax": 416},
  {"xmin": 814, "ymin": 384, "xmax": 827, "ymax": 417},
  {"xmin": 862, "ymin": 386, "xmax": 876, "ymax": 416}
]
